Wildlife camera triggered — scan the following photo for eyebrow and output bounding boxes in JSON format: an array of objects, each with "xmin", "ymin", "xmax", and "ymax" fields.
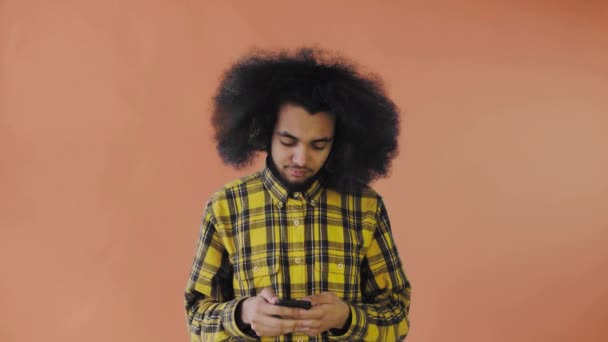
[{"xmin": 277, "ymin": 131, "xmax": 333, "ymax": 144}]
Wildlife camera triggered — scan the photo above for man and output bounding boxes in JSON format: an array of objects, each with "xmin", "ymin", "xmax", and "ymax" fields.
[{"xmin": 185, "ymin": 47, "xmax": 411, "ymax": 341}]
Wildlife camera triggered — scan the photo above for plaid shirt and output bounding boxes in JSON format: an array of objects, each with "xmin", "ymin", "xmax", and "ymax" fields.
[{"xmin": 185, "ymin": 166, "xmax": 411, "ymax": 341}]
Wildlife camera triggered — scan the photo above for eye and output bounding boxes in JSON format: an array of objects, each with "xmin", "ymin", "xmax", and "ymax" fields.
[
  {"xmin": 280, "ymin": 138, "xmax": 296, "ymax": 147},
  {"xmin": 311, "ymin": 142, "xmax": 328, "ymax": 150}
]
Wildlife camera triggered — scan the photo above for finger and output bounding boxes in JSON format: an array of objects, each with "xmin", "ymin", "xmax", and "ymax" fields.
[
  {"xmin": 296, "ymin": 320, "xmax": 325, "ymax": 337},
  {"xmin": 300, "ymin": 294, "xmax": 321, "ymax": 306},
  {"xmin": 295, "ymin": 319, "xmax": 322, "ymax": 330},
  {"xmin": 251, "ymin": 315, "xmax": 299, "ymax": 336},
  {"xmin": 250, "ymin": 314, "xmax": 283, "ymax": 334},
  {"xmin": 308, "ymin": 292, "xmax": 341, "ymax": 305},
  {"xmin": 301, "ymin": 292, "xmax": 336, "ymax": 306},
  {"xmin": 265, "ymin": 304, "xmax": 302, "ymax": 318},
  {"xmin": 258, "ymin": 287, "xmax": 278, "ymax": 304},
  {"xmin": 292, "ymin": 306, "xmax": 324, "ymax": 320}
]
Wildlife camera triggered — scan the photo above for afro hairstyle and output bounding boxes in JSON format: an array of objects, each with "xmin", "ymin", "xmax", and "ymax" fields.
[{"xmin": 211, "ymin": 47, "xmax": 400, "ymax": 189}]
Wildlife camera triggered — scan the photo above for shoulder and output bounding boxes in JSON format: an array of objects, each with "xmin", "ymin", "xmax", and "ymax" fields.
[
  {"xmin": 325, "ymin": 181, "xmax": 385, "ymax": 213},
  {"xmin": 329, "ymin": 180, "xmax": 383, "ymax": 201},
  {"xmin": 221, "ymin": 172, "xmax": 262, "ymax": 192},
  {"xmin": 209, "ymin": 172, "xmax": 263, "ymax": 203},
  {"xmin": 203, "ymin": 172, "xmax": 263, "ymax": 225}
]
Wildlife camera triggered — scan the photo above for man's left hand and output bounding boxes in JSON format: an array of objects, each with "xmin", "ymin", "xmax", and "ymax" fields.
[{"xmin": 292, "ymin": 292, "xmax": 351, "ymax": 337}]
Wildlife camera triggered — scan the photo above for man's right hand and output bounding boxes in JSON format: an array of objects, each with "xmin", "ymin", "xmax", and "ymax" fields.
[{"xmin": 240, "ymin": 287, "xmax": 304, "ymax": 337}]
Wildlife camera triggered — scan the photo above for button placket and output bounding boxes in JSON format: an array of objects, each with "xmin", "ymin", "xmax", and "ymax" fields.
[
  {"xmin": 289, "ymin": 195, "xmax": 305, "ymax": 228},
  {"xmin": 285, "ymin": 197, "xmax": 307, "ymax": 300}
]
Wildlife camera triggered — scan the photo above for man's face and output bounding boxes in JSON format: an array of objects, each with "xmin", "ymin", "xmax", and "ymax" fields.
[{"xmin": 270, "ymin": 102, "xmax": 335, "ymax": 187}]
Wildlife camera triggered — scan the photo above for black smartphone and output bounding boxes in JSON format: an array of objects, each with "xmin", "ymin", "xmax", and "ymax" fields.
[{"xmin": 276, "ymin": 299, "xmax": 312, "ymax": 310}]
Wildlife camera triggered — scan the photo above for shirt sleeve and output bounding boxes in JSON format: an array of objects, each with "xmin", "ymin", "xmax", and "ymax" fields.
[
  {"xmin": 328, "ymin": 198, "xmax": 411, "ymax": 341},
  {"xmin": 184, "ymin": 202, "xmax": 258, "ymax": 342}
]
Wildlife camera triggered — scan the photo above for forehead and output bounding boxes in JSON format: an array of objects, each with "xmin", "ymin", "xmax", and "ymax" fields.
[{"xmin": 275, "ymin": 103, "xmax": 335, "ymax": 138}]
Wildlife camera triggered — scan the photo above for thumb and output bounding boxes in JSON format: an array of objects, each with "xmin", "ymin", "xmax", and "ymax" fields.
[{"xmin": 258, "ymin": 287, "xmax": 279, "ymax": 304}]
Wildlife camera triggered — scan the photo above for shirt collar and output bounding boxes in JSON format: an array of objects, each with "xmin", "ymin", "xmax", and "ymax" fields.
[{"xmin": 261, "ymin": 158, "xmax": 327, "ymax": 208}]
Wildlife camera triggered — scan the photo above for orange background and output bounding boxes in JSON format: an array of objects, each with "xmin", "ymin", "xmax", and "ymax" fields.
[{"xmin": 1, "ymin": 1, "xmax": 607, "ymax": 341}]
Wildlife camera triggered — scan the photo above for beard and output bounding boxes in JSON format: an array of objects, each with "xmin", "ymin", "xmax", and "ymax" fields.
[
  {"xmin": 282, "ymin": 170, "xmax": 316, "ymax": 192},
  {"xmin": 267, "ymin": 156, "xmax": 320, "ymax": 192}
]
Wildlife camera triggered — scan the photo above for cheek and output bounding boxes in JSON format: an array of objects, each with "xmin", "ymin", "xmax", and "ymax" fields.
[
  {"xmin": 313, "ymin": 149, "xmax": 332, "ymax": 169},
  {"xmin": 270, "ymin": 143, "xmax": 288, "ymax": 163}
]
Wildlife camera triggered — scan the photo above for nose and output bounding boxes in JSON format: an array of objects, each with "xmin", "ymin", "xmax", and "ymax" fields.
[{"xmin": 292, "ymin": 145, "xmax": 308, "ymax": 166}]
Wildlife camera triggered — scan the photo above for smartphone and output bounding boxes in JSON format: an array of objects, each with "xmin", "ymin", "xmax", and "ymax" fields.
[{"xmin": 276, "ymin": 299, "xmax": 312, "ymax": 310}]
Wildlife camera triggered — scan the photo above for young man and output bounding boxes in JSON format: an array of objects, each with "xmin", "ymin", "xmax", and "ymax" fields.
[{"xmin": 185, "ymin": 48, "xmax": 411, "ymax": 341}]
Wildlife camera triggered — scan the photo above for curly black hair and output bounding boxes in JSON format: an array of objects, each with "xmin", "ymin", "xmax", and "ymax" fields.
[{"xmin": 212, "ymin": 47, "xmax": 400, "ymax": 189}]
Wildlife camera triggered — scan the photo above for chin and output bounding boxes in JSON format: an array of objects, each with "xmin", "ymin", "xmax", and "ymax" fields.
[{"xmin": 286, "ymin": 178, "xmax": 307, "ymax": 186}]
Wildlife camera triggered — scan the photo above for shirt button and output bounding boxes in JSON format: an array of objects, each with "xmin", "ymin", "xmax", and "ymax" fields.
[
  {"xmin": 277, "ymin": 202, "xmax": 283, "ymax": 209},
  {"xmin": 337, "ymin": 263, "xmax": 344, "ymax": 270},
  {"xmin": 297, "ymin": 339, "xmax": 303, "ymax": 342},
  {"xmin": 309, "ymin": 199, "xmax": 316, "ymax": 206},
  {"xmin": 253, "ymin": 266, "xmax": 259, "ymax": 272},
  {"xmin": 294, "ymin": 192, "xmax": 301, "ymax": 198},
  {"xmin": 294, "ymin": 219, "xmax": 299, "ymax": 226},
  {"xmin": 295, "ymin": 258, "xmax": 301, "ymax": 264}
]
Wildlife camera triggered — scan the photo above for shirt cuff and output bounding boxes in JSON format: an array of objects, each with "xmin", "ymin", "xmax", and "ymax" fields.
[
  {"xmin": 327, "ymin": 304, "xmax": 367, "ymax": 341},
  {"xmin": 221, "ymin": 298, "xmax": 259, "ymax": 341}
]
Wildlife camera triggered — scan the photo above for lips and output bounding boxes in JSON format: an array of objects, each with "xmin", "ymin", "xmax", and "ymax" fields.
[{"xmin": 287, "ymin": 167, "xmax": 308, "ymax": 178}]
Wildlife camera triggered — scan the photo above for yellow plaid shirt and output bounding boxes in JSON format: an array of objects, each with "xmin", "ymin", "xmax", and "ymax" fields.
[{"xmin": 185, "ymin": 166, "xmax": 411, "ymax": 341}]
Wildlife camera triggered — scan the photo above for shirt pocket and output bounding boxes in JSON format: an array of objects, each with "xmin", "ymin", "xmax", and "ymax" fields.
[
  {"xmin": 232, "ymin": 253, "xmax": 280, "ymax": 297},
  {"xmin": 316, "ymin": 255, "xmax": 361, "ymax": 302}
]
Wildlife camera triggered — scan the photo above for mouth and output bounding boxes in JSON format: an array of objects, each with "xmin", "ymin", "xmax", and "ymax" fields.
[{"xmin": 286, "ymin": 167, "xmax": 309, "ymax": 178}]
